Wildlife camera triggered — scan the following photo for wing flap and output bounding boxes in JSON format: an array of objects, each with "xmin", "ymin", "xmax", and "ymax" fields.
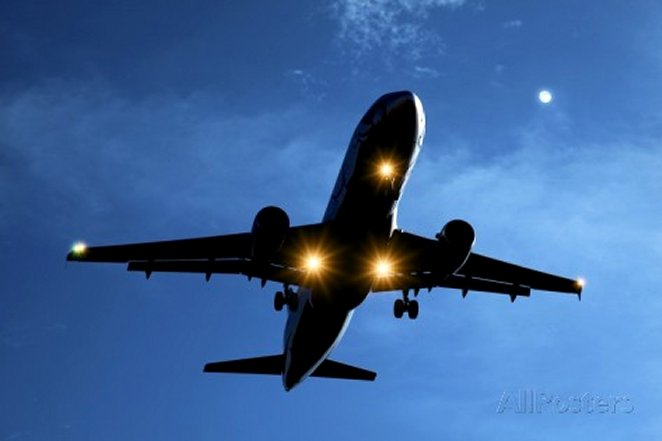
[
  {"xmin": 371, "ymin": 273, "xmax": 531, "ymax": 298},
  {"xmin": 441, "ymin": 274, "xmax": 531, "ymax": 297},
  {"xmin": 127, "ymin": 260, "xmax": 306, "ymax": 286}
]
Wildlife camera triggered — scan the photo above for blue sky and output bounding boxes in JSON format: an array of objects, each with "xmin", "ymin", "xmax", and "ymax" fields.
[{"xmin": 2, "ymin": 0, "xmax": 662, "ymax": 439}]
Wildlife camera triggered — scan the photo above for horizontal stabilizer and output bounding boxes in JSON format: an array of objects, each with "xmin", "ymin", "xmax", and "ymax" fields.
[
  {"xmin": 311, "ymin": 359, "xmax": 377, "ymax": 381},
  {"xmin": 203, "ymin": 355, "xmax": 376, "ymax": 382},
  {"xmin": 204, "ymin": 355, "xmax": 283, "ymax": 375}
]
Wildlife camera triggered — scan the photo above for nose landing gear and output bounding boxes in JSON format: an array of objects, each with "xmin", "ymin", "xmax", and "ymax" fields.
[{"xmin": 274, "ymin": 287, "xmax": 299, "ymax": 312}]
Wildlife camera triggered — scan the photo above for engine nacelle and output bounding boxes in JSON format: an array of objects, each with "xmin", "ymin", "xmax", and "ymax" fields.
[
  {"xmin": 435, "ymin": 219, "xmax": 476, "ymax": 274},
  {"xmin": 251, "ymin": 206, "xmax": 290, "ymax": 264}
]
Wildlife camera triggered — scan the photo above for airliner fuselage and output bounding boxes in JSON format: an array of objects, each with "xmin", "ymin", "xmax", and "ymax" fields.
[{"xmin": 282, "ymin": 91, "xmax": 425, "ymax": 390}]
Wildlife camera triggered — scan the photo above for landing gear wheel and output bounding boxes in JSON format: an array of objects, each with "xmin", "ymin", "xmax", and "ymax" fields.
[
  {"xmin": 394, "ymin": 299, "xmax": 405, "ymax": 319},
  {"xmin": 274, "ymin": 291, "xmax": 285, "ymax": 311},
  {"xmin": 407, "ymin": 299, "xmax": 419, "ymax": 320}
]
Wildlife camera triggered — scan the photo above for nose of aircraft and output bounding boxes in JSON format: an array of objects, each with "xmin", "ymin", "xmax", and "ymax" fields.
[
  {"xmin": 370, "ymin": 90, "xmax": 424, "ymax": 148},
  {"xmin": 379, "ymin": 90, "xmax": 424, "ymax": 133},
  {"xmin": 380, "ymin": 90, "xmax": 415, "ymax": 108},
  {"xmin": 380, "ymin": 90, "xmax": 422, "ymax": 113}
]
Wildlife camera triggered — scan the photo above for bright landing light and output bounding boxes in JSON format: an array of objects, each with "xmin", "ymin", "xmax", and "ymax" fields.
[
  {"xmin": 379, "ymin": 162, "xmax": 394, "ymax": 179},
  {"xmin": 538, "ymin": 89, "xmax": 553, "ymax": 104},
  {"xmin": 577, "ymin": 277, "xmax": 586, "ymax": 288},
  {"xmin": 375, "ymin": 259, "xmax": 392, "ymax": 278},
  {"xmin": 304, "ymin": 254, "xmax": 322, "ymax": 272}
]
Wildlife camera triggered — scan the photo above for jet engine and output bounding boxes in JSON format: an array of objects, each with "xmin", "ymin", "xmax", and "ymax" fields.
[
  {"xmin": 251, "ymin": 206, "xmax": 290, "ymax": 264},
  {"xmin": 435, "ymin": 219, "xmax": 475, "ymax": 274}
]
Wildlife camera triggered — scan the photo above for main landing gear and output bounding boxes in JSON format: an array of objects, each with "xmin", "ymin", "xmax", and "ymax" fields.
[
  {"xmin": 393, "ymin": 291, "xmax": 419, "ymax": 320},
  {"xmin": 274, "ymin": 287, "xmax": 298, "ymax": 312}
]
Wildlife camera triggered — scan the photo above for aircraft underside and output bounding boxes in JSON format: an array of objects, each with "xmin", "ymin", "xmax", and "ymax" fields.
[{"xmin": 67, "ymin": 91, "xmax": 583, "ymax": 390}]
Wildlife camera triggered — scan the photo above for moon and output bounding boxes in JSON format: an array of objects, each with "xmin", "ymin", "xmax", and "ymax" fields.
[{"xmin": 538, "ymin": 89, "xmax": 553, "ymax": 104}]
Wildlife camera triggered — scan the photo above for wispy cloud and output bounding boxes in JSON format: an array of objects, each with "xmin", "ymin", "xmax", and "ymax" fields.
[
  {"xmin": 412, "ymin": 65, "xmax": 441, "ymax": 78},
  {"xmin": 331, "ymin": 0, "xmax": 465, "ymax": 61},
  {"xmin": 361, "ymin": 116, "xmax": 662, "ymax": 427},
  {"xmin": 502, "ymin": 19, "xmax": 522, "ymax": 29},
  {"xmin": 0, "ymin": 81, "xmax": 341, "ymax": 236},
  {"xmin": 403, "ymin": 127, "xmax": 662, "ymax": 280},
  {"xmin": 284, "ymin": 69, "xmax": 328, "ymax": 101}
]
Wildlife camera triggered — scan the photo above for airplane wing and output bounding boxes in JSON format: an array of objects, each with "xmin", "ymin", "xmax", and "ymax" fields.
[
  {"xmin": 372, "ymin": 230, "xmax": 583, "ymax": 301},
  {"xmin": 67, "ymin": 233, "xmax": 253, "ymax": 263},
  {"xmin": 66, "ymin": 223, "xmax": 330, "ymax": 287}
]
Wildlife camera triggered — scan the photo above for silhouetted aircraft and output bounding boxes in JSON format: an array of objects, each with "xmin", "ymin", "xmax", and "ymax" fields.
[{"xmin": 67, "ymin": 91, "xmax": 583, "ymax": 390}]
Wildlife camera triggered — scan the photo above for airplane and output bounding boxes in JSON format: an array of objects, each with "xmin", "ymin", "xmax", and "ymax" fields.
[{"xmin": 67, "ymin": 91, "xmax": 584, "ymax": 391}]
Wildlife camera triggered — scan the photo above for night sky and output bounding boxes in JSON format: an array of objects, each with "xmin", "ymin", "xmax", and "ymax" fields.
[{"xmin": 2, "ymin": 1, "xmax": 662, "ymax": 439}]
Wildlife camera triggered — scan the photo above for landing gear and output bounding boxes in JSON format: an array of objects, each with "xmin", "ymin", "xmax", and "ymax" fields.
[
  {"xmin": 394, "ymin": 299, "xmax": 405, "ymax": 319},
  {"xmin": 408, "ymin": 299, "xmax": 419, "ymax": 319},
  {"xmin": 274, "ymin": 287, "xmax": 298, "ymax": 312},
  {"xmin": 393, "ymin": 292, "xmax": 419, "ymax": 320},
  {"xmin": 274, "ymin": 291, "xmax": 285, "ymax": 311}
]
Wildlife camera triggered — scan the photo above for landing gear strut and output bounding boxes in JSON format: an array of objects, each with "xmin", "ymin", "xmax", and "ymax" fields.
[
  {"xmin": 274, "ymin": 287, "xmax": 298, "ymax": 312},
  {"xmin": 393, "ymin": 291, "xmax": 418, "ymax": 320}
]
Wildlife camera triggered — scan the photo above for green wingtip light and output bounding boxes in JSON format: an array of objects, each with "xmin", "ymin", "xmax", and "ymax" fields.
[{"xmin": 71, "ymin": 241, "xmax": 87, "ymax": 256}]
